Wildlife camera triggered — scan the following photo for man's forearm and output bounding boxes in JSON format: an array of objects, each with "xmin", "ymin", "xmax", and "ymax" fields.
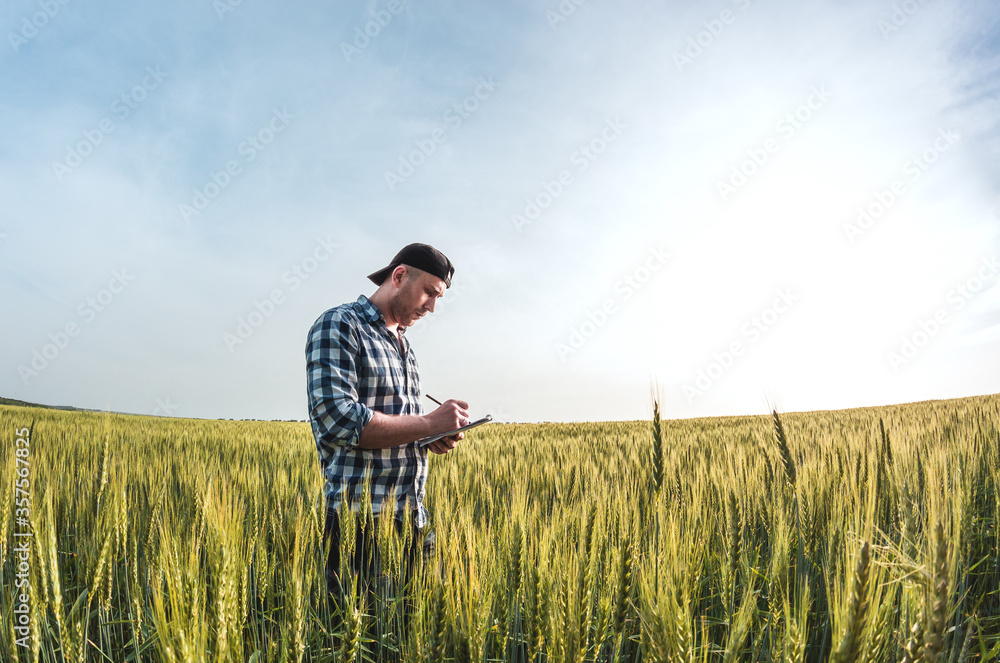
[{"xmin": 357, "ymin": 411, "xmax": 433, "ymax": 450}]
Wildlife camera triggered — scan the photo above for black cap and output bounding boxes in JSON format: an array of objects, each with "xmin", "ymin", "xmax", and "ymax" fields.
[{"xmin": 367, "ymin": 243, "xmax": 455, "ymax": 288}]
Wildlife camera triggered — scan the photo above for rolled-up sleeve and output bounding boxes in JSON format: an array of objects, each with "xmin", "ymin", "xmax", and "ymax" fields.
[{"xmin": 306, "ymin": 311, "xmax": 375, "ymax": 452}]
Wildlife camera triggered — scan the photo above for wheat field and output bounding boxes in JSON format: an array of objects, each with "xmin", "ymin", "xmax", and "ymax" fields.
[{"xmin": 1, "ymin": 393, "xmax": 999, "ymax": 662}]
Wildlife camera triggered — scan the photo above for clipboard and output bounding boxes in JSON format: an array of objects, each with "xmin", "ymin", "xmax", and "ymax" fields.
[{"xmin": 415, "ymin": 414, "xmax": 493, "ymax": 448}]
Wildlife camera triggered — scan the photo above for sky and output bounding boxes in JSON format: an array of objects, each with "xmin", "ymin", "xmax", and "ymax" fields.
[{"xmin": 1, "ymin": 0, "xmax": 999, "ymax": 424}]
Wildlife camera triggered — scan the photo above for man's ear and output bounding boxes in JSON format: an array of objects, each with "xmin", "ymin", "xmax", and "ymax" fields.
[{"xmin": 390, "ymin": 265, "xmax": 408, "ymax": 287}]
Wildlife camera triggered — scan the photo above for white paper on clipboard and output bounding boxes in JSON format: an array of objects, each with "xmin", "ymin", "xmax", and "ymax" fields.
[{"xmin": 415, "ymin": 415, "xmax": 493, "ymax": 448}]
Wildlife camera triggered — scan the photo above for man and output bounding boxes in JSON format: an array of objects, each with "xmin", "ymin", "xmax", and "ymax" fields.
[{"xmin": 306, "ymin": 242, "xmax": 469, "ymax": 627}]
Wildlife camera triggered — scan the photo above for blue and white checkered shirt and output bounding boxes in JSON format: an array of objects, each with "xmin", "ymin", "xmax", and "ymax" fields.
[{"xmin": 306, "ymin": 294, "xmax": 429, "ymax": 528}]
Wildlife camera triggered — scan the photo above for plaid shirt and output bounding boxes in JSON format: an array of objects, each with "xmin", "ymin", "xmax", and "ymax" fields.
[{"xmin": 306, "ymin": 294, "xmax": 429, "ymax": 528}]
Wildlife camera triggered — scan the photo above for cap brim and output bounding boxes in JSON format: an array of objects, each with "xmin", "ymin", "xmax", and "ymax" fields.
[{"xmin": 367, "ymin": 265, "xmax": 393, "ymax": 285}]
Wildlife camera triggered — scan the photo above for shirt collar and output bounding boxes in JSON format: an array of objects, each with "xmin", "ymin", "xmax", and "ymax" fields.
[{"xmin": 355, "ymin": 294, "xmax": 382, "ymax": 323}]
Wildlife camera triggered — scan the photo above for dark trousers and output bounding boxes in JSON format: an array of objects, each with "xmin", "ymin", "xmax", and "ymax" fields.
[{"xmin": 323, "ymin": 507, "xmax": 435, "ymax": 636}]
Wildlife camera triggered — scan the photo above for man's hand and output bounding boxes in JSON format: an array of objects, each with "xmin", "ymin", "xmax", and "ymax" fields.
[
  {"xmin": 424, "ymin": 398, "xmax": 470, "ymax": 455},
  {"xmin": 427, "ymin": 431, "xmax": 464, "ymax": 455},
  {"xmin": 356, "ymin": 398, "xmax": 472, "ymax": 451}
]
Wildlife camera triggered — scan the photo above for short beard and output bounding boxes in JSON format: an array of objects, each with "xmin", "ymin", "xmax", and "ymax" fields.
[{"xmin": 391, "ymin": 276, "xmax": 418, "ymax": 326}]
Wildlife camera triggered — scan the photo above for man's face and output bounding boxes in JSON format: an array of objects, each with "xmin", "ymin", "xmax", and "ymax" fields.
[{"xmin": 393, "ymin": 266, "xmax": 446, "ymax": 327}]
